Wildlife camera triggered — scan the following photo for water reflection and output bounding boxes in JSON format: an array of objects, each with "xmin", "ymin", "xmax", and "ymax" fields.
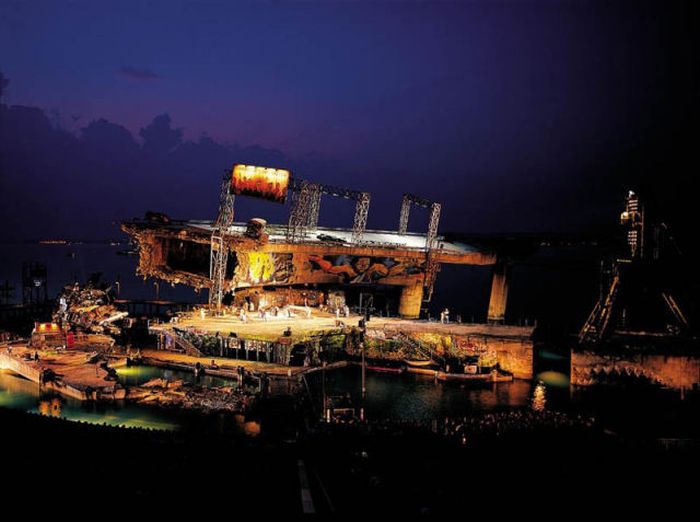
[
  {"xmin": 1, "ymin": 370, "xmax": 180, "ymax": 430},
  {"xmin": 531, "ymin": 381, "xmax": 546, "ymax": 411},
  {"xmin": 4, "ymin": 362, "xmax": 696, "ymax": 439},
  {"xmin": 311, "ymin": 366, "xmax": 697, "ymax": 438},
  {"xmin": 38, "ymin": 397, "xmax": 62, "ymax": 417},
  {"xmin": 536, "ymin": 370, "xmax": 570, "ymax": 388},
  {"xmin": 311, "ymin": 367, "xmax": 536, "ymax": 423},
  {"xmin": 114, "ymin": 364, "xmax": 234, "ymax": 388},
  {"xmin": 234, "ymin": 414, "xmax": 262, "ymax": 437}
]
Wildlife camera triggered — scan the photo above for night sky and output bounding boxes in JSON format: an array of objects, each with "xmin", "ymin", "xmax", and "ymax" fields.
[{"xmin": 1, "ymin": 1, "xmax": 697, "ymax": 249}]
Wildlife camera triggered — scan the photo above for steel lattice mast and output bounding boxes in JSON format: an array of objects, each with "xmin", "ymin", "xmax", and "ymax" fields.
[
  {"xmin": 209, "ymin": 173, "xmax": 235, "ymax": 309},
  {"xmin": 286, "ymin": 178, "xmax": 371, "ymax": 243},
  {"xmin": 397, "ymin": 193, "xmax": 442, "ymax": 302}
]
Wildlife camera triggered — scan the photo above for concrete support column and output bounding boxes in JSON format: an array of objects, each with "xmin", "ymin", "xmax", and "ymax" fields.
[
  {"xmin": 487, "ymin": 260, "xmax": 509, "ymax": 324},
  {"xmin": 399, "ymin": 282, "xmax": 423, "ymax": 319}
]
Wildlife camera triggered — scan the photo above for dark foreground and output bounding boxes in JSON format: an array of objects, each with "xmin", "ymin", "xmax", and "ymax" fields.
[{"xmin": 1, "ymin": 405, "xmax": 697, "ymax": 515}]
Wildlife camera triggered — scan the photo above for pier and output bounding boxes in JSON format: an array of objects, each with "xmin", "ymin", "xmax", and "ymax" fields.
[{"xmin": 0, "ymin": 346, "xmax": 125, "ymax": 400}]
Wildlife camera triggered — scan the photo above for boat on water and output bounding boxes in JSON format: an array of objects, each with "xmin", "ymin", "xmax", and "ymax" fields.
[
  {"xmin": 403, "ymin": 359, "xmax": 435, "ymax": 367},
  {"xmin": 366, "ymin": 364, "xmax": 405, "ymax": 374},
  {"xmin": 436, "ymin": 370, "xmax": 512, "ymax": 383},
  {"xmin": 406, "ymin": 366, "xmax": 439, "ymax": 376}
]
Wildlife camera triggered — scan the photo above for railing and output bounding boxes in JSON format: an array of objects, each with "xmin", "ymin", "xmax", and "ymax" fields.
[
  {"xmin": 395, "ymin": 331, "xmax": 446, "ymax": 367},
  {"xmin": 172, "ymin": 334, "xmax": 203, "ymax": 357}
]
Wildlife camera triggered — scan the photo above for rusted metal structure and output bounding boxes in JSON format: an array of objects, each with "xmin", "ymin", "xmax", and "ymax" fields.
[
  {"xmin": 121, "ymin": 165, "xmax": 512, "ymax": 320},
  {"xmin": 578, "ymin": 191, "xmax": 691, "ymax": 346},
  {"xmin": 122, "ymin": 218, "xmax": 502, "ymax": 319},
  {"xmin": 287, "ymin": 178, "xmax": 371, "ymax": 244}
]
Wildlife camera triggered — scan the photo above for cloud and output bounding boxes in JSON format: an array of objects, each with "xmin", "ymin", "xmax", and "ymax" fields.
[{"xmin": 117, "ymin": 66, "xmax": 160, "ymax": 81}]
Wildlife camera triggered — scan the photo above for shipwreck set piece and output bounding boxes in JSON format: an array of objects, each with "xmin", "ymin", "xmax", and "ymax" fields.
[
  {"xmin": 122, "ymin": 164, "xmax": 514, "ymax": 322},
  {"xmin": 121, "ymin": 164, "xmax": 535, "ymax": 380}
]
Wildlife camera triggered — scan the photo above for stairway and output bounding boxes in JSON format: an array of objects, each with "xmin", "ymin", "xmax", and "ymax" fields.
[
  {"xmin": 172, "ymin": 333, "xmax": 203, "ymax": 357},
  {"xmin": 578, "ymin": 271, "xmax": 620, "ymax": 345},
  {"xmin": 395, "ymin": 331, "xmax": 445, "ymax": 367}
]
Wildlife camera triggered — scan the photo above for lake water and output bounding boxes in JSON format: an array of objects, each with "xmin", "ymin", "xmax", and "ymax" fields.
[
  {"xmin": 0, "ymin": 363, "xmax": 238, "ymax": 430},
  {"xmin": 2, "ymin": 358, "xmax": 696, "ymax": 438},
  {"xmin": 305, "ymin": 363, "xmax": 698, "ymax": 439},
  {"xmin": 114, "ymin": 364, "xmax": 235, "ymax": 388}
]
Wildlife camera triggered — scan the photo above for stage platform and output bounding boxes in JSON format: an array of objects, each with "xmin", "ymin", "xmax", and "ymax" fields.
[{"xmin": 159, "ymin": 309, "xmax": 534, "ymax": 343}]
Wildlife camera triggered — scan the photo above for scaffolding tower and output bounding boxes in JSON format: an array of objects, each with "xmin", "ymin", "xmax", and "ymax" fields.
[
  {"xmin": 209, "ymin": 173, "xmax": 235, "ymax": 309},
  {"xmin": 286, "ymin": 178, "xmax": 371, "ymax": 243},
  {"xmin": 397, "ymin": 193, "xmax": 442, "ymax": 302}
]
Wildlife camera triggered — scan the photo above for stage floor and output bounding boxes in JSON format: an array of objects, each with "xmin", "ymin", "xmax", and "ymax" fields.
[{"xmin": 161, "ymin": 309, "xmax": 534, "ymax": 342}]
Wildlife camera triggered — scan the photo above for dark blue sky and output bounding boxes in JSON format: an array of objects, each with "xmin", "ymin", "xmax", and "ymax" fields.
[{"xmin": 0, "ymin": 1, "xmax": 697, "ymax": 243}]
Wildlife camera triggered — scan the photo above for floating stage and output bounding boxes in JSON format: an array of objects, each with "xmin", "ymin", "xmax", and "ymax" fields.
[
  {"xmin": 151, "ymin": 309, "xmax": 535, "ymax": 379},
  {"xmin": 121, "ymin": 165, "xmax": 533, "ymax": 380}
]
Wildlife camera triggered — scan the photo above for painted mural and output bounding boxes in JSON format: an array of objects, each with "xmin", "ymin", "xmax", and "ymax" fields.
[
  {"xmin": 307, "ymin": 254, "xmax": 423, "ymax": 284},
  {"xmin": 232, "ymin": 252, "xmax": 424, "ymax": 287},
  {"xmin": 236, "ymin": 252, "xmax": 294, "ymax": 285}
]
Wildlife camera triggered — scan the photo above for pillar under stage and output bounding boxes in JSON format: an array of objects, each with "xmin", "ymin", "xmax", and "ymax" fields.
[
  {"xmin": 399, "ymin": 282, "xmax": 423, "ymax": 319},
  {"xmin": 487, "ymin": 260, "xmax": 509, "ymax": 324}
]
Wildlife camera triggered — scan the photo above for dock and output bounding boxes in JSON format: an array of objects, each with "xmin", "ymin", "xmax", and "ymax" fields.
[{"xmin": 0, "ymin": 346, "xmax": 125, "ymax": 401}]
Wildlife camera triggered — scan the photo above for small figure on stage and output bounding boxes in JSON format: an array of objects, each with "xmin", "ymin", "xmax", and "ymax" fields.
[
  {"xmin": 239, "ymin": 309, "xmax": 247, "ymax": 323},
  {"xmin": 440, "ymin": 308, "xmax": 450, "ymax": 324}
]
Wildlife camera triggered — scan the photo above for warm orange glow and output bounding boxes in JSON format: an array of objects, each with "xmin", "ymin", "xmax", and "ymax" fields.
[
  {"xmin": 231, "ymin": 164, "xmax": 290, "ymax": 204},
  {"xmin": 36, "ymin": 322, "xmax": 59, "ymax": 333}
]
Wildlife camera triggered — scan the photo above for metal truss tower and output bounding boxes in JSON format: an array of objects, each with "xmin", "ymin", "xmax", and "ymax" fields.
[
  {"xmin": 397, "ymin": 193, "xmax": 442, "ymax": 302},
  {"xmin": 287, "ymin": 180, "xmax": 316, "ymax": 242},
  {"xmin": 351, "ymin": 192, "xmax": 371, "ymax": 244},
  {"xmin": 209, "ymin": 173, "xmax": 235, "ymax": 309},
  {"xmin": 620, "ymin": 190, "xmax": 644, "ymax": 260},
  {"xmin": 287, "ymin": 179, "xmax": 371, "ymax": 244}
]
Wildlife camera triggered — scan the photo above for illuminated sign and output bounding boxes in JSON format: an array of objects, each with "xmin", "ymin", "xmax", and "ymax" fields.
[
  {"xmin": 231, "ymin": 164, "xmax": 290, "ymax": 204},
  {"xmin": 36, "ymin": 322, "xmax": 60, "ymax": 332}
]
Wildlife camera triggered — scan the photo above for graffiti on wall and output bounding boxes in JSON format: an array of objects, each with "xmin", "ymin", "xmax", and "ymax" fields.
[{"xmin": 307, "ymin": 254, "xmax": 423, "ymax": 284}]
